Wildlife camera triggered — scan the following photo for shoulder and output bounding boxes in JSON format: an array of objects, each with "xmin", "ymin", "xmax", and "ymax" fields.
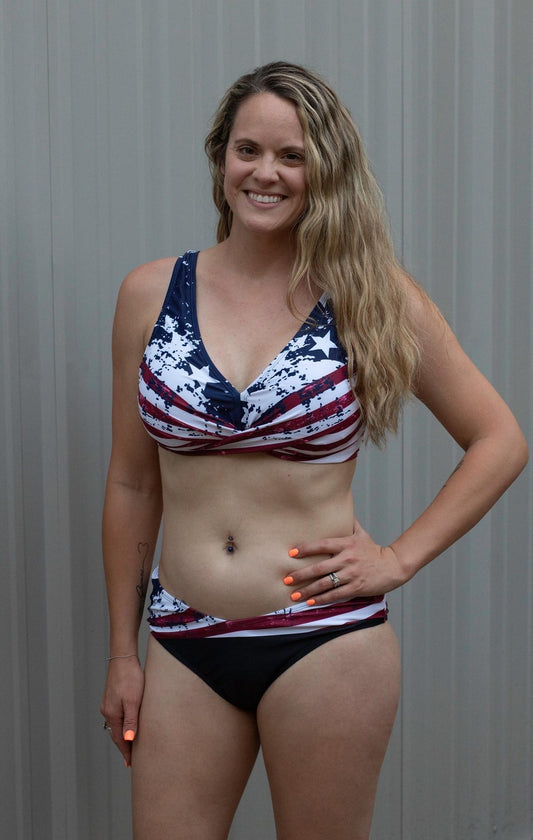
[
  {"xmin": 391, "ymin": 265, "xmax": 449, "ymax": 350},
  {"xmin": 113, "ymin": 257, "xmax": 178, "ymax": 355},
  {"xmin": 118, "ymin": 256, "xmax": 178, "ymax": 308},
  {"xmin": 389, "ymin": 265, "xmax": 465, "ymax": 396},
  {"xmin": 395, "ymin": 268, "xmax": 496, "ymax": 443},
  {"xmin": 392, "ymin": 265, "xmax": 437, "ymax": 318},
  {"xmin": 117, "ymin": 256, "xmax": 179, "ymax": 337}
]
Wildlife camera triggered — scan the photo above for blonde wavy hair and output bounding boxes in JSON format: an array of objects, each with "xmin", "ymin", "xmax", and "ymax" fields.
[{"xmin": 205, "ymin": 61, "xmax": 421, "ymax": 446}]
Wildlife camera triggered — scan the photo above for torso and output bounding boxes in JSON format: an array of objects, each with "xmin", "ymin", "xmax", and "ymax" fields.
[
  {"xmin": 158, "ymin": 449, "xmax": 356, "ymax": 618},
  {"xmin": 137, "ymin": 244, "xmax": 360, "ymax": 619}
]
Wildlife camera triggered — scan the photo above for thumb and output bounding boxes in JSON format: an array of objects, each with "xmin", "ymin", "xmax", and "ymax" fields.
[{"xmin": 122, "ymin": 703, "xmax": 138, "ymax": 743}]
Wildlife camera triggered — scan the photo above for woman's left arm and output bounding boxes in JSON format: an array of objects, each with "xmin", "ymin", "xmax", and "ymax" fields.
[
  {"xmin": 284, "ymin": 285, "xmax": 528, "ymax": 601},
  {"xmin": 385, "ymin": 287, "xmax": 528, "ymax": 581}
]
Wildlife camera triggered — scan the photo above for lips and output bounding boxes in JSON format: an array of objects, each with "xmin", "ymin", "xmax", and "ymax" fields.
[{"xmin": 247, "ymin": 191, "xmax": 285, "ymax": 204}]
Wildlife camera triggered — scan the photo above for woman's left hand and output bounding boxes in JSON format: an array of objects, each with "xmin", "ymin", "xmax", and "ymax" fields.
[{"xmin": 283, "ymin": 515, "xmax": 409, "ymax": 605}]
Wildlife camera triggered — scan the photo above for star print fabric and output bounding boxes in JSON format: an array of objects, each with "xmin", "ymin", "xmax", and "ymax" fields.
[{"xmin": 138, "ymin": 251, "xmax": 365, "ymax": 463}]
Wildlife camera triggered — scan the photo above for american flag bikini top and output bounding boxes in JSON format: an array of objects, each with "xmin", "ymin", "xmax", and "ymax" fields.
[{"xmin": 138, "ymin": 251, "xmax": 365, "ymax": 464}]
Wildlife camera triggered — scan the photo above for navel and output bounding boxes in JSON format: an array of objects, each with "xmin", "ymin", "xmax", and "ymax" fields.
[{"xmin": 224, "ymin": 534, "xmax": 237, "ymax": 554}]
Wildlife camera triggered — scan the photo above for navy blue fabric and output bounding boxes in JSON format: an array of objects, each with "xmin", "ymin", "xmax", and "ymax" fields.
[{"xmin": 156, "ymin": 617, "xmax": 386, "ymax": 711}]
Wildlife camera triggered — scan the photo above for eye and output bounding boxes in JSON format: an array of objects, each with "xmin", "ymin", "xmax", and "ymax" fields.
[
  {"xmin": 282, "ymin": 151, "xmax": 305, "ymax": 165},
  {"xmin": 236, "ymin": 145, "xmax": 257, "ymax": 158}
]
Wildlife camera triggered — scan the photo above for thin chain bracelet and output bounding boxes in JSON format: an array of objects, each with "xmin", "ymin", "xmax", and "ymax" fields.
[{"xmin": 106, "ymin": 653, "xmax": 138, "ymax": 661}]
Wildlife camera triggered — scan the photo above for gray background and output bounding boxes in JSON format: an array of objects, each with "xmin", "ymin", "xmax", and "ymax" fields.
[{"xmin": 1, "ymin": 1, "xmax": 532, "ymax": 838}]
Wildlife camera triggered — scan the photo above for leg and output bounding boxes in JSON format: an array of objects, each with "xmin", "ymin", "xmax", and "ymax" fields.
[
  {"xmin": 132, "ymin": 635, "xmax": 260, "ymax": 840},
  {"xmin": 256, "ymin": 622, "xmax": 401, "ymax": 840}
]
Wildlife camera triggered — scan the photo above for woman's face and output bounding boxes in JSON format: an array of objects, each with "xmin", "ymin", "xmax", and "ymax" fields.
[{"xmin": 222, "ymin": 92, "xmax": 307, "ymax": 238}]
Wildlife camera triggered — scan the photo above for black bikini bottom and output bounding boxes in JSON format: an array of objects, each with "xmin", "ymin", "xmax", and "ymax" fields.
[{"xmin": 155, "ymin": 615, "xmax": 386, "ymax": 712}]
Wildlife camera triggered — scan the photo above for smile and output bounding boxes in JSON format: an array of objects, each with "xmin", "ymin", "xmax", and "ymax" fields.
[{"xmin": 247, "ymin": 192, "xmax": 285, "ymax": 204}]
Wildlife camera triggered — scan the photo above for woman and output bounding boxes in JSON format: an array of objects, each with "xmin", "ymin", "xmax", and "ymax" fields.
[{"xmin": 100, "ymin": 62, "xmax": 528, "ymax": 839}]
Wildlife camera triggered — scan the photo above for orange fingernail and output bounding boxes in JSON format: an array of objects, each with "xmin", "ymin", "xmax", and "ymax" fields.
[
  {"xmin": 288, "ymin": 548, "xmax": 299, "ymax": 558},
  {"xmin": 306, "ymin": 598, "xmax": 316, "ymax": 606},
  {"xmin": 290, "ymin": 592, "xmax": 302, "ymax": 601},
  {"xmin": 124, "ymin": 759, "xmax": 129, "ymax": 768},
  {"xmin": 283, "ymin": 575, "xmax": 294, "ymax": 585},
  {"xmin": 124, "ymin": 730, "xmax": 135, "ymax": 742}
]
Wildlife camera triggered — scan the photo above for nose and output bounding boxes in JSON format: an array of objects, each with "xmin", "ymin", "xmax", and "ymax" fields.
[{"xmin": 253, "ymin": 154, "xmax": 278, "ymax": 183}]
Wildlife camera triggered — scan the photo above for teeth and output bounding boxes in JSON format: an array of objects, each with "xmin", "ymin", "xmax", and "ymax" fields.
[{"xmin": 248, "ymin": 192, "xmax": 283, "ymax": 204}]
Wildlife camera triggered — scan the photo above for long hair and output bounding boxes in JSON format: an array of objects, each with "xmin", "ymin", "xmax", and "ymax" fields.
[{"xmin": 205, "ymin": 61, "xmax": 421, "ymax": 446}]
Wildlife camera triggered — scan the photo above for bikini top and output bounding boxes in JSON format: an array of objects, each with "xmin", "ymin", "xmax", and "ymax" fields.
[{"xmin": 138, "ymin": 251, "xmax": 365, "ymax": 463}]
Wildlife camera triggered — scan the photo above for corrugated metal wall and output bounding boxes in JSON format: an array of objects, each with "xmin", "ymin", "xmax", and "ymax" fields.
[{"xmin": 1, "ymin": 2, "xmax": 531, "ymax": 838}]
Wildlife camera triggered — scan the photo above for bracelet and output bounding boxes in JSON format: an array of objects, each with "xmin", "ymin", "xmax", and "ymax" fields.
[{"xmin": 106, "ymin": 653, "xmax": 138, "ymax": 661}]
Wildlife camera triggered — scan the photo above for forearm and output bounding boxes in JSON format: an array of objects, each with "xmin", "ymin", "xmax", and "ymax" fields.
[
  {"xmin": 391, "ymin": 428, "xmax": 528, "ymax": 580},
  {"xmin": 102, "ymin": 480, "xmax": 163, "ymax": 655}
]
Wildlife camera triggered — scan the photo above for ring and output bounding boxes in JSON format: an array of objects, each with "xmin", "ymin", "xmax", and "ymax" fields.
[
  {"xmin": 103, "ymin": 721, "xmax": 112, "ymax": 731},
  {"xmin": 328, "ymin": 572, "xmax": 341, "ymax": 588}
]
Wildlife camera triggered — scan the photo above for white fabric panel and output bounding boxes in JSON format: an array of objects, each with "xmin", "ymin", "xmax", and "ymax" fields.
[{"xmin": 1, "ymin": 1, "xmax": 531, "ymax": 838}]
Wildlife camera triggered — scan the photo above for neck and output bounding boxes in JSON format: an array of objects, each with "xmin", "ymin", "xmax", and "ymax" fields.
[{"xmin": 220, "ymin": 226, "xmax": 298, "ymax": 284}]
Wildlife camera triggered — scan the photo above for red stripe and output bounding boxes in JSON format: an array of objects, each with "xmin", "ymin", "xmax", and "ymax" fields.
[
  {"xmin": 139, "ymin": 358, "xmax": 364, "ymax": 462},
  {"xmin": 140, "ymin": 393, "xmax": 360, "ymax": 455},
  {"xmin": 257, "ymin": 365, "xmax": 352, "ymax": 424},
  {"xmin": 149, "ymin": 597, "xmax": 386, "ymax": 639},
  {"xmin": 140, "ymin": 364, "xmax": 355, "ymax": 442}
]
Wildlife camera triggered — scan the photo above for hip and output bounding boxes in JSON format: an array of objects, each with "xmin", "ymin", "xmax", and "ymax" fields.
[{"xmin": 147, "ymin": 566, "xmax": 388, "ymax": 639}]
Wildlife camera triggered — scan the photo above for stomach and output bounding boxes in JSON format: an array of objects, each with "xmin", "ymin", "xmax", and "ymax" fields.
[{"xmin": 156, "ymin": 449, "xmax": 357, "ymax": 619}]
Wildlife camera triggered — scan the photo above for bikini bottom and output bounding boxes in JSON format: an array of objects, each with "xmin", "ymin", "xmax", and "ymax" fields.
[
  {"xmin": 156, "ymin": 617, "xmax": 386, "ymax": 711},
  {"xmin": 147, "ymin": 568, "xmax": 388, "ymax": 712}
]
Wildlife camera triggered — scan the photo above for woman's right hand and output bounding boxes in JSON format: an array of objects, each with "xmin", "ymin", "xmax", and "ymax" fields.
[{"xmin": 100, "ymin": 656, "xmax": 145, "ymax": 767}]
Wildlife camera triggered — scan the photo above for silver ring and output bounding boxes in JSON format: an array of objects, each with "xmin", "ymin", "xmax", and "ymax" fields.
[
  {"xmin": 103, "ymin": 721, "xmax": 112, "ymax": 732},
  {"xmin": 328, "ymin": 572, "xmax": 341, "ymax": 589}
]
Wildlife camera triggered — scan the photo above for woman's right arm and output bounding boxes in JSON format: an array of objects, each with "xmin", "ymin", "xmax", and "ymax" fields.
[{"xmin": 100, "ymin": 266, "xmax": 164, "ymax": 767}]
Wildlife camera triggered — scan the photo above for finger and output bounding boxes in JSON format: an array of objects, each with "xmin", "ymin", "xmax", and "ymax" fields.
[
  {"xmin": 286, "ymin": 537, "xmax": 346, "ymax": 561},
  {"xmin": 304, "ymin": 583, "xmax": 350, "ymax": 607},
  {"xmin": 115, "ymin": 736, "xmax": 132, "ymax": 768},
  {"xmin": 122, "ymin": 742, "xmax": 133, "ymax": 768},
  {"xmin": 295, "ymin": 578, "xmax": 351, "ymax": 606},
  {"xmin": 110, "ymin": 726, "xmax": 134, "ymax": 767},
  {"xmin": 108, "ymin": 724, "xmax": 131, "ymax": 764},
  {"xmin": 102, "ymin": 715, "xmax": 130, "ymax": 766},
  {"xmin": 286, "ymin": 566, "xmax": 349, "ymax": 604},
  {"xmin": 122, "ymin": 720, "xmax": 137, "ymax": 743},
  {"xmin": 102, "ymin": 701, "xmax": 137, "ymax": 766},
  {"xmin": 283, "ymin": 554, "xmax": 346, "ymax": 588},
  {"xmin": 122, "ymin": 702, "xmax": 138, "ymax": 753}
]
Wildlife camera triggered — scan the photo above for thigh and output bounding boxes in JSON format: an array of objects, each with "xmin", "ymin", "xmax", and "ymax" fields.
[
  {"xmin": 132, "ymin": 635, "xmax": 260, "ymax": 840},
  {"xmin": 256, "ymin": 622, "xmax": 401, "ymax": 840}
]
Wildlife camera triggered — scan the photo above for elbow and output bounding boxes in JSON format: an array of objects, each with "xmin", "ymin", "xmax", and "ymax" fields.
[
  {"xmin": 105, "ymin": 464, "xmax": 163, "ymax": 503},
  {"xmin": 111, "ymin": 475, "xmax": 162, "ymax": 501},
  {"xmin": 514, "ymin": 429, "xmax": 529, "ymax": 475},
  {"xmin": 467, "ymin": 415, "xmax": 529, "ymax": 490},
  {"xmin": 500, "ymin": 420, "xmax": 529, "ymax": 485}
]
